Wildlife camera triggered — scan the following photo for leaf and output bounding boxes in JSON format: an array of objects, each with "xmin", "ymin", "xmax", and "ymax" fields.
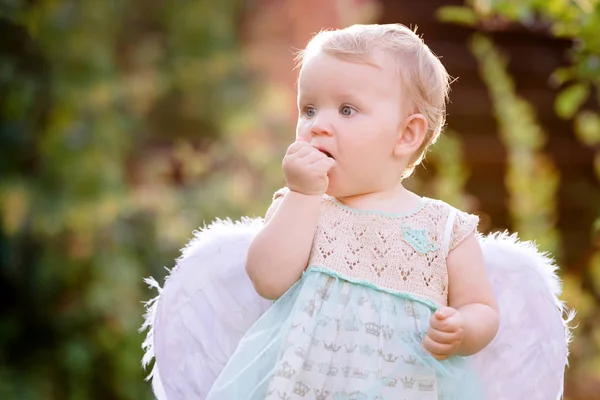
[
  {"xmin": 593, "ymin": 217, "xmax": 600, "ymax": 236},
  {"xmin": 436, "ymin": 6, "xmax": 478, "ymax": 26},
  {"xmin": 555, "ymin": 83, "xmax": 590, "ymax": 119},
  {"xmin": 575, "ymin": 111, "xmax": 600, "ymax": 146},
  {"xmin": 549, "ymin": 67, "xmax": 573, "ymax": 87}
]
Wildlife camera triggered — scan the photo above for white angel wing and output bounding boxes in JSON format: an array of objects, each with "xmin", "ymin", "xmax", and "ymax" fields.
[
  {"xmin": 143, "ymin": 211, "xmax": 573, "ymax": 400},
  {"xmin": 472, "ymin": 232, "xmax": 573, "ymax": 400},
  {"xmin": 141, "ymin": 217, "xmax": 270, "ymax": 400}
]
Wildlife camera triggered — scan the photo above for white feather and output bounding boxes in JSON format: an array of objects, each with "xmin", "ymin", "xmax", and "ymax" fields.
[
  {"xmin": 140, "ymin": 217, "xmax": 271, "ymax": 400},
  {"xmin": 141, "ymin": 277, "xmax": 168, "ymax": 400},
  {"xmin": 141, "ymin": 221, "xmax": 573, "ymax": 400},
  {"xmin": 472, "ymin": 231, "xmax": 574, "ymax": 400}
]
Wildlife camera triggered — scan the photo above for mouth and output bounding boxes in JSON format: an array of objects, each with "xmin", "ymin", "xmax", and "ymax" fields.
[{"xmin": 316, "ymin": 147, "xmax": 334, "ymax": 159}]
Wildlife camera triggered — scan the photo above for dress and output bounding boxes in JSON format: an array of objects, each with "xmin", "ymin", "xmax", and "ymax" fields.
[{"xmin": 205, "ymin": 193, "xmax": 483, "ymax": 400}]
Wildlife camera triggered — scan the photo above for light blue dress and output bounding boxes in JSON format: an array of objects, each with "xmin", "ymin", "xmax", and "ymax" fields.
[{"xmin": 206, "ymin": 196, "xmax": 482, "ymax": 400}]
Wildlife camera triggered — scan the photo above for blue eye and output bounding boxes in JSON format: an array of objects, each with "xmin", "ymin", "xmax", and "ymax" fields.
[
  {"xmin": 340, "ymin": 106, "xmax": 356, "ymax": 116},
  {"xmin": 305, "ymin": 106, "xmax": 316, "ymax": 117}
]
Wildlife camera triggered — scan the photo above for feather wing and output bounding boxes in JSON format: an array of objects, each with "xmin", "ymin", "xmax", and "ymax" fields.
[
  {"xmin": 141, "ymin": 219, "xmax": 574, "ymax": 400},
  {"xmin": 472, "ymin": 232, "xmax": 573, "ymax": 400},
  {"xmin": 141, "ymin": 217, "xmax": 270, "ymax": 400}
]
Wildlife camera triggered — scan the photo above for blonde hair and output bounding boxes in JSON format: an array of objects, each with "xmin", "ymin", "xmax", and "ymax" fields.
[{"xmin": 296, "ymin": 24, "xmax": 451, "ymax": 178}]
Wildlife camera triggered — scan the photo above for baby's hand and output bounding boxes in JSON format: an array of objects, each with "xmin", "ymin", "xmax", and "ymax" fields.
[
  {"xmin": 422, "ymin": 306, "xmax": 464, "ymax": 361},
  {"xmin": 282, "ymin": 138, "xmax": 335, "ymax": 196}
]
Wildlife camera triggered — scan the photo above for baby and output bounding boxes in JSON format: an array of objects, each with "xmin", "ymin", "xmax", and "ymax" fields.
[{"xmin": 207, "ymin": 23, "xmax": 499, "ymax": 400}]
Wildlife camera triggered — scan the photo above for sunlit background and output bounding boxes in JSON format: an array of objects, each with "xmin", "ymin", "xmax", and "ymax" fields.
[{"xmin": 1, "ymin": 0, "xmax": 599, "ymax": 399}]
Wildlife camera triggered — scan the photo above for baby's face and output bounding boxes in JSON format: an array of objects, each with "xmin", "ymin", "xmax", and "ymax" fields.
[{"xmin": 296, "ymin": 50, "xmax": 410, "ymax": 197}]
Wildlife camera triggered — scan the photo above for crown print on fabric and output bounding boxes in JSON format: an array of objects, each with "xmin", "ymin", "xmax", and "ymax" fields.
[
  {"xmin": 378, "ymin": 349, "xmax": 399, "ymax": 363},
  {"xmin": 344, "ymin": 316, "xmax": 362, "ymax": 332},
  {"xmin": 381, "ymin": 376, "xmax": 398, "ymax": 388},
  {"xmin": 276, "ymin": 392, "xmax": 290, "ymax": 400},
  {"xmin": 301, "ymin": 359, "xmax": 314, "ymax": 372},
  {"xmin": 318, "ymin": 363, "xmax": 330, "ymax": 374},
  {"xmin": 276, "ymin": 362, "xmax": 296, "ymax": 380},
  {"xmin": 344, "ymin": 344, "xmax": 357, "ymax": 353},
  {"xmin": 418, "ymin": 379, "xmax": 436, "ymax": 391},
  {"xmin": 341, "ymin": 366, "xmax": 351, "ymax": 378},
  {"xmin": 304, "ymin": 300, "xmax": 316, "ymax": 317},
  {"xmin": 314, "ymin": 389, "xmax": 331, "ymax": 400},
  {"xmin": 324, "ymin": 342, "xmax": 342, "ymax": 352},
  {"xmin": 401, "ymin": 376, "xmax": 417, "ymax": 389},
  {"xmin": 364, "ymin": 322, "xmax": 381, "ymax": 337},
  {"xmin": 332, "ymin": 391, "xmax": 368, "ymax": 400},
  {"xmin": 293, "ymin": 382, "xmax": 310, "ymax": 396},
  {"xmin": 295, "ymin": 347, "xmax": 307, "ymax": 359},
  {"xmin": 352, "ymin": 367, "xmax": 371, "ymax": 380},
  {"xmin": 402, "ymin": 355, "xmax": 417, "ymax": 365},
  {"xmin": 381, "ymin": 325, "xmax": 394, "ymax": 340},
  {"xmin": 327, "ymin": 366, "xmax": 339, "ymax": 377},
  {"xmin": 360, "ymin": 345, "xmax": 375, "ymax": 356}
]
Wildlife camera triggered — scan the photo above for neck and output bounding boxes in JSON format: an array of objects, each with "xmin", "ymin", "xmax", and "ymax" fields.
[{"xmin": 333, "ymin": 181, "xmax": 422, "ymax": 214}]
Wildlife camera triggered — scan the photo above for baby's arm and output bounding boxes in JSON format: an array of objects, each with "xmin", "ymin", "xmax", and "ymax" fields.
[
  {"xmin": 246, "ymin": 138, "xmax": 335, "ymax": 300},
  {"xmin": 246, "ymin": 190, "xmax": 321, "ymax": 300},
  {"xmin": 446, "ymin": 233, "xmax": 499, "ymax": 356}
]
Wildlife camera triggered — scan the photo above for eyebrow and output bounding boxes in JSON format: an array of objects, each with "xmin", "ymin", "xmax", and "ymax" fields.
[
  {"xmin": 335, "ymin": 92, "xmax": 362, "ymax": 102},
  {"xmin": 298, "ymin": 90, "xmax": 362, "ymax": 103}
]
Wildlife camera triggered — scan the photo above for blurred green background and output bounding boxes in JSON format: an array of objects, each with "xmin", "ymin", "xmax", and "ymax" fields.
[{"xmin": 1, "ymin": 0, "xmax": 599, "ymax": 399}]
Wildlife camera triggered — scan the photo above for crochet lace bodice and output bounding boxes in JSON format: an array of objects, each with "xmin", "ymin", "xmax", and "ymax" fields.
[{"xmin": 275, "ymin": 188, "xmax": 479, "ymax": 306}]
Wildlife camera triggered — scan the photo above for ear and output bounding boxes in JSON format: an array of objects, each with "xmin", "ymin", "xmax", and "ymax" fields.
[{"xmin": 393, "ymin": 113, "xmax": 428, "ymax": 158}]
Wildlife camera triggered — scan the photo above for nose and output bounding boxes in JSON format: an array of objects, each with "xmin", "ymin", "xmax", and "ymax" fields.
[{"xmin": 310, "ymin": 114, "xmax": 334, "ymax": 137}]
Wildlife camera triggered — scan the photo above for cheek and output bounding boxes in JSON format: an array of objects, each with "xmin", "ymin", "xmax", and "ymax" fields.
[{"xmin": 295, "ymin": 120, "xmax": 310, "ymax": 139}]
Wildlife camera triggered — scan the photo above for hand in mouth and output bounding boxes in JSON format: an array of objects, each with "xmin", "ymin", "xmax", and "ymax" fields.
[{"xmin": 315, "ymin": 147, "xmax": 334, "ymax": 160}]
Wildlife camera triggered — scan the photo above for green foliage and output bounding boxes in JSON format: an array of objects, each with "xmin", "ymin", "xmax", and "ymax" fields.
[
  {"xmin": 436, "ymin": 6, "xmax": 478, "ymax": 27},
  {"xmin": 575, "ymin": 110, "xmax": 600, "ymax": 146},
  {"xmin": 470, "ymin": 34, "xmax": 560, "ymax": 255},
  {"xmin": 0, "ymin": 0, "xmax": 269, "ymax": 399},
  {"xmin": 555, "ymin": 83, "xmax": 591, "ymax": 119},
  {"xmin": 2, "ymin": 0, "xmax": 599, "ymax": 398},
  {"xmin": 439, "ymin": 0, "xmax": 600, "ymax": 135},
  {"xmin": 439, "ymin": 1, "xmax": 600, "ymax": 396},
  {"xmin": 427, "ymin": 132, "xmax": 470, "ymax": 209}
]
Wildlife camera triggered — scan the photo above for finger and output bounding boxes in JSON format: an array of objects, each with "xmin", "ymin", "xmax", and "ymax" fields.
[
  {"xmin": 295, "ymin": 136, "xmax": 309, "ymax": 142},
  {"xmin": 430, "ymin": 313, "xmax": 460, "ymax": 333},
  {"xmin": 303, "ymin": 150, "xmax": 328, "ymax": 164},
  {"xmin": 313, "ymin": 157, "xmax": 336, "ymax": 172},
  {"xmin": 287, "ymin": 140, "xmax": 312, "ymax": 155},
  {"xmin": 425, "ymin": 327, "xmax": 462, "ymax": 345},
  {"xmin": 429, "ymin": 314, "xmax": 447, "ymax": 331},
  {"xmin": 430, "ymin": 352, "xmax": 450, "ymax": 361},
  {"xmin": 289, "ymin": 144, "xmax": 317, "ymax": 159},
  {"xmin": 422, "ymin": 335, "xmax": 455, "ymax": 357},
  {"xmin": 430, "ymin": 319, "xmax": 459, "ymax": 333},
  {"xmin": 434, "ymin": 307, "xmax": 457, "ymax": 321}
]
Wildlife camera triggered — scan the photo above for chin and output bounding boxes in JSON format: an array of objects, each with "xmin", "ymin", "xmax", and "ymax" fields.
[
  {"xmin": 324, "ymin": 184, "xmax": 338, "ymax": 197},
  {"xmin": 325, "ymin": 178, "xmax": 356, "ymax": 199},
  {"xmin": 325, "ymin": 184, "xmax": 349, "ymax": 199}
]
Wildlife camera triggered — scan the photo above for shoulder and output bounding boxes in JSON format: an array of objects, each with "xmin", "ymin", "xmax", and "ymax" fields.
[
  {"xmin": 272, "ymin": 187, "xmax": 290, "ymax": 200},
  {"xmin": 425, "ymin": 198, "xmax": 480, "ymax": 253}
]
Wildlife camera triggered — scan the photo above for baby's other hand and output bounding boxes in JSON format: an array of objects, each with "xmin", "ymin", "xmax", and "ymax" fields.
[{"xmin": 422, "ymin": 306, "xmax": 464, "ymax": 361}]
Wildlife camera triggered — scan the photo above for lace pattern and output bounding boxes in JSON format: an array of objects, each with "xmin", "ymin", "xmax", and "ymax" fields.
[
  {"xmin": 449, "ymin": 209, "xmax": 479, "ymax": 251},
  {"xmin": 271, "ymin": 187, "xmax": 479, "ymax": 306},
  {"xmin": 304, "ymin": 195, "xmax": 478, "ymax": 307}
]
